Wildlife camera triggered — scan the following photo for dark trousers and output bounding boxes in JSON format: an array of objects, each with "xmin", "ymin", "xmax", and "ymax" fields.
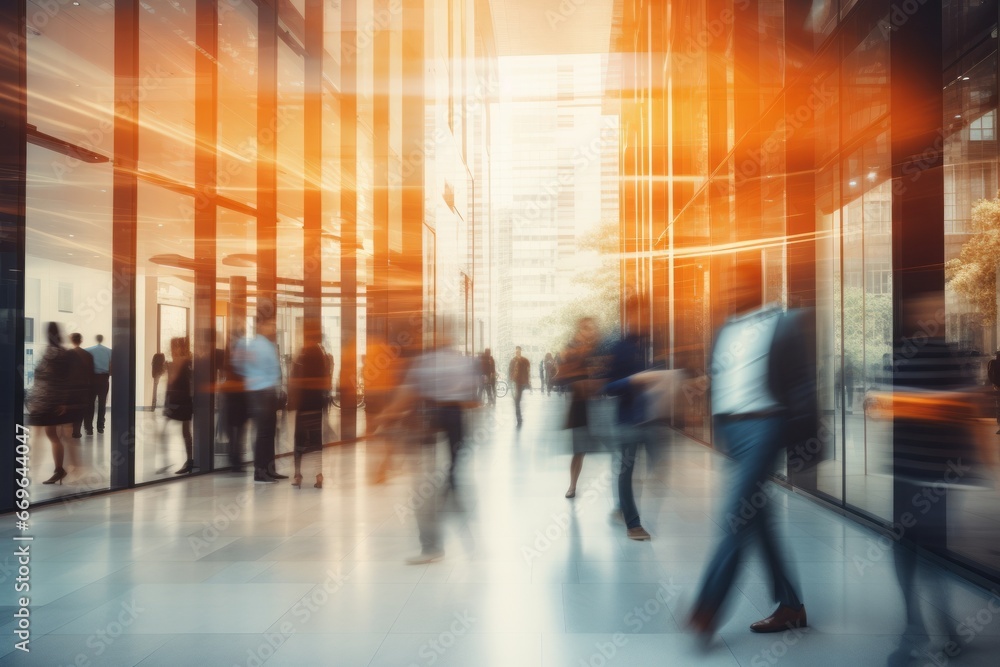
[
  {"xmin": 694, "ymin": 416, "xmax": 802, "ymax": 621},
  {"xmin": 513, "ymin": 383, "xmax": 526, "ymax": 424},
  {"xmin": 86, "ymin": 374, "xmax": 110, "ymax": 431},
  {"xmin": 71, "ymin": 394, "xmax": 89, "ymax": 437},
  {"xmin": 226, "ymin": 391, "xmax": 248, "ymax": 468},
  {"xmin": 480, "ymin": 378, "xmax": 495, "ymax": 405},
  {"xmin": 433, "ymin": 403, "xmax": 464, "ymax": 488},
  {"xmin": 415, "ymin": 403, "xmax": 465, "ymax": 553},
  {"xmin": 618, "ymin": 424, "xmax": 658, "ymax": 530},
  {"xmin": 893, "ymin": 479, "xmax": 950, "ymax": 635},
  {"xmin": 248, "ymin": 388, "xmax": 277, "ymax": 477}
]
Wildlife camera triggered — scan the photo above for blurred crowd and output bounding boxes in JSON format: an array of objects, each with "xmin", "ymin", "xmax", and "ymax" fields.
[{"xmin": 26, "ymin": 266, "xmax": 1000, "ymax": 664}]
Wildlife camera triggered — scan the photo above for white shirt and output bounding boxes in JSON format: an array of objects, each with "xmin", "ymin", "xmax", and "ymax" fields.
[
  {"xmin": 711, "ymin": 305, "xmax": 783, "ymax": 416},
  {"xmin": 406, "ymin": 348, "xmax": 479, "ymax": 403}
]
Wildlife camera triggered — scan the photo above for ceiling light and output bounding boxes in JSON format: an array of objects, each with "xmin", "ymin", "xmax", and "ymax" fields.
[{"xmin": 849, "ymin": 180, "xmax": 857, "ymax": 187}]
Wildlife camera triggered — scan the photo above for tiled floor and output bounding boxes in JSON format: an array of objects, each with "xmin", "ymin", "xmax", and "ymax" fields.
[{"xmin": 5, "ymin": 392, "xmax": 1000, "ymax": 666}]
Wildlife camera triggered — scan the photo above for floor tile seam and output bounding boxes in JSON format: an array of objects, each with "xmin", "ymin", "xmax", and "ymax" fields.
[
  {"xmin": 733, "ymin": 580, "xmax": 788, "ymax": 619},
  {"xmin": 365, "ymin": 632, "xmax": 389, "ymax": 667},
  {"xmin": 121, "ymin": 633, "xmax": 176, "ymax": 667},
  {"xmin": 715, "ymin": 632, "xmax": 748, "ymax": 666},
  {"xmin": 381, "ymin": 571, "xmax": 424, "ymax": 644},
  {"xmin": 42, "ymin": 583, "xmax": 142, "ymax": 637},
  {"xmin": 45, "ymin": 560, "xmax": 136, "ymax": 592}
]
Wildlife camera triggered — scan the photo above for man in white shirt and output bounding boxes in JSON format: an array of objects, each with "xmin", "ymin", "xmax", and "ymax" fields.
[
  {"xmin": 378, "ymin": 331, "xmax": 479, "ymax": 564},
  {"xmin": 688, "ymin": 264, "xmax": 815, "ymax": 639}
]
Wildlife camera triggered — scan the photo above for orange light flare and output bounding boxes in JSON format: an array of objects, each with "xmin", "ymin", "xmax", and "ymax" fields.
[{"xmin": 617, "ymin": 229, "xmax": 835, "ymax": 262}]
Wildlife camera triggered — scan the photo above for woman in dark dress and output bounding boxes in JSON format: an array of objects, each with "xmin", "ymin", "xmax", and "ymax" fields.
[
  {"xmin": 288, "ymin": 340, "xmax": 331, "ymax": 488},
  {"xmin": 29, "ymin": 323, "xmax": 74, "ymax": 485},
  {"xmin": 161, "ymin": 337, "xmax": 195, "ymax": 475},
  {"xmin": 560, "ymin": 317, "xmax": 602, "ymax": 499}
]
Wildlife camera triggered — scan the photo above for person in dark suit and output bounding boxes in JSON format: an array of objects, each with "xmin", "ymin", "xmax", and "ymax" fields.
[
  {"xmin": 508, "ymin": 346, "xmax": 531, "ymax": 427},
  {"xmin": 886, "ymin": 293, "xmax": 983, "ymax": 662},
  {"xmin": 480, "ymin": 348, "xmax": 497, "ymax": 406},
  {"xmin": 688, "ymin": 263, "xmax": 814, "ymax": 639},
  {"xmin": 68, "ymin": 333, "xmax": 95, "ymax": 439}
]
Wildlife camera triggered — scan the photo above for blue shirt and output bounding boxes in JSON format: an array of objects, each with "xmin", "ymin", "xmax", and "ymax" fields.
[
  {"xmin": 86, "ymin": 343, "xmax": 112, "ymax": 374},
  {"xmin": 235, "ymin": 335, "xmax": 281, "ymax": 391}
]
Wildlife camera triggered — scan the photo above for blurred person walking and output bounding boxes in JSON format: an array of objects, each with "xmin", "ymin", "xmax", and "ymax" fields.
[
  {"xmin": 68, "ymin": 333, "xmax": 95, "ymax": 440},
  {"xmin": 987, "ymin": 350, "xmax": 1000, "ymax": 434},
  {"xmin": 604, "ymin": 301, "xmax": 656, "ymax": 541},
  {"xmin": 561, "ymin": 317, "xmax": 603, "ymax": 499},
  {"xmin": 288, "ymin": 338, "xmax": 331, "ymax": 488},
  {"xmin": 221, "ymin": 331, "xmax": 249, "ymax": 472},
  {"xmin": 160, "ymin": 337, "xmax": 195, "ymax": 475},
  {"xmin": 377, "ymin": 329, "xmax": 479, "ymax": 564},
  {"xmin": 366, "ymin": 336, "xmax": 403, "ymax": 484},
  {"xmin": 29, "ymin": 323, "xmax": 75, "ymax": 485},
  {"xmin": 235, "ymin": 314, "xmax": 286, "ymax": 482},
  {"xmin": 480, "ymin": 348, "xmax": 497, "ymax": 406},
  {"xmin": 84, "ymin": 334, "xmax": 111, "ymax": 435},
  {"xmin": 885, "ymin": 293, "xmax": 986, "ymax": 663},
  {"xmin": 688, "ymin": 264, "xmax": 814, "ymax": 639},
  {"xmin": 544, "ymin": 353, "xmax": 557, "ymax": 395},
  {"xmin": 509, "ymin": 346, "xmax": 531, "ymax": 427}
]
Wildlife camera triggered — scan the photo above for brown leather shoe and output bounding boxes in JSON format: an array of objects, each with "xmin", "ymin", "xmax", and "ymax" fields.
[
  {"xmin": 750, "ymin": 604, "xmax": 807, "ymax": 633},
  {"xmin": 686, "ymin": 609, "xmax": 713, "ymax": 634},
  {"xmin": 627, "ymin": 525, "xmax": 651, "ymax": 541}
]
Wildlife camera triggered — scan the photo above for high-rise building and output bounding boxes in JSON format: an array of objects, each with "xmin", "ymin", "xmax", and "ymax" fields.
[{"xmin": 492, "ymin": 53, "xmax": 617, "ymax": 370}]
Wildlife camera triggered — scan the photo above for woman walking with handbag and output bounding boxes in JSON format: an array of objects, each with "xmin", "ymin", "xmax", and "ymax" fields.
[
  {"xmin": 560, "ymin": 317, "xmax": 603, "ymax": 499},
  {"xmin": 30, "ymin": 323, "xmax": 75, "ymax": 485},
  {"xmin": 288, "ymin": 339, "xmax": 331, "ymax": 488}
]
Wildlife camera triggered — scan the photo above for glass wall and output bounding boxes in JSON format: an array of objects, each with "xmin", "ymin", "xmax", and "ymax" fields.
[
  {"xmin": 133, "ymin": 0, "xmax": 199, "ymax": 483},
  {"xmin": 617, "ymin": 0, "xmax": 1000, "ymax": 582},
  {"xmin": 943, "ymin": 36, "xmax": 1000, "ymax": 572},
  {"xmin": 5, "ymin": 0, "xmax": 497, "ymax": 507},
  {"xmin": 24, "ymin": 0, "xmax": 115, "ymax": 500}
]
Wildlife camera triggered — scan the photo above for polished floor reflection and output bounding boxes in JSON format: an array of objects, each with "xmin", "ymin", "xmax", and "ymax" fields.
[{"xmin": 5, "ymin": 392, "xmax": 1000, "ymax": 666}]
